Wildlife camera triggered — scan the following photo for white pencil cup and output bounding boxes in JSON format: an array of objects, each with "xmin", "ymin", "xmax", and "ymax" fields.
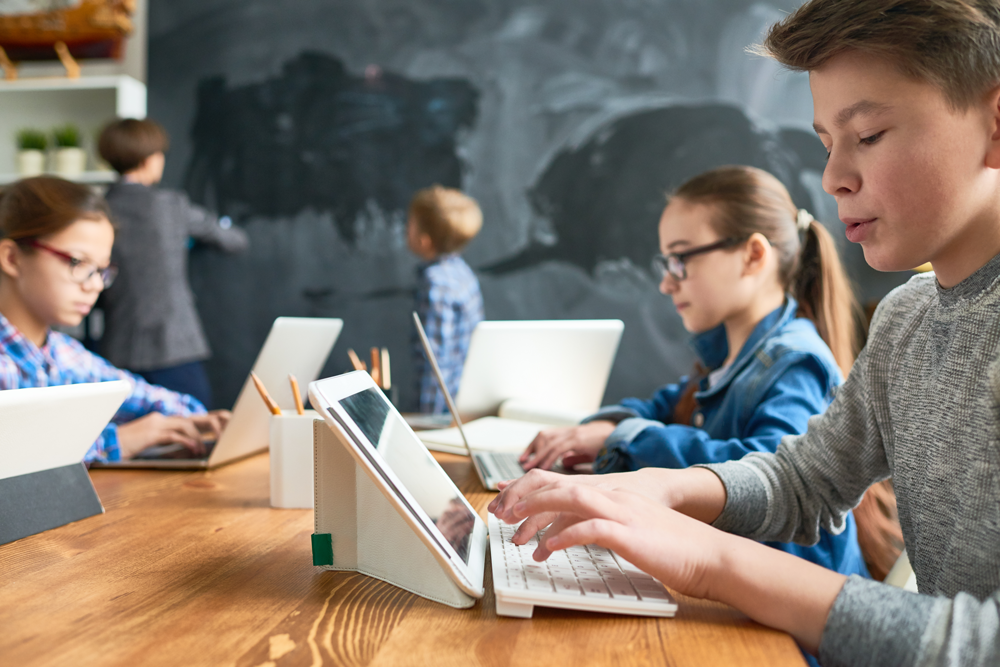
[{"xmin": 269, "ymin": 411, "xmax": 320, "ymax": 508}]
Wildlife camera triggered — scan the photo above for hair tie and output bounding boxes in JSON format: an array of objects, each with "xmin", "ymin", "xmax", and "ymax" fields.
[{"xmin": 796, "ymin": 208, "xmax": 814, "ymax": 232}]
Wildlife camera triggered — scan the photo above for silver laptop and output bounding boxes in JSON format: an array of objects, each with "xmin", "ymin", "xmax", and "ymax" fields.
[
  {"xmin": 93, "ymin": 317, "xmax": 342, "ymax": 469},
  {"xmin": 413, "ymin": 312, "xmax": 528, "ymax": 490},
  {"xmin": 454, "ymin": 319, "xmax": 624, "ymax": 419}
]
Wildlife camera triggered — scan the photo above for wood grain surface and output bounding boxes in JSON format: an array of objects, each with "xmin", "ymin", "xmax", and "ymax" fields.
[{"xmin": 0, "ymin": 451, "xmax": 805, "ymax": 667}]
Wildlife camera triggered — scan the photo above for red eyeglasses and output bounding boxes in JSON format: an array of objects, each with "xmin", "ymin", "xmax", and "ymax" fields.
[{"xmin": 19, "ymin": 239, "xmax": 118, "ymax": 288}]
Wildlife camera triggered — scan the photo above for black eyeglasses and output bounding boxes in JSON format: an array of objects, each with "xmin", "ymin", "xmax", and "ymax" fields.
[
  {"xmin": 20, "ymin": 239, "xmax": 118, "ymax": 288},
  {"xmin": 651, "ymin": 237, "xmax": 748, "ymax": 282}
]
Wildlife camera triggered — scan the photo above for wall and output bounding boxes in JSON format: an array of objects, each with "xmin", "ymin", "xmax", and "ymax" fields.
[{"xmin": 147, "ymin": 0, "xmax": 911, "ymax": 410}]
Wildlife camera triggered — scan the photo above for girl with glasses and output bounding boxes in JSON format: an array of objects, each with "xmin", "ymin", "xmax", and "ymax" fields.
[
  {"xmin": 0, "ymin": 176, "xmax": 230, "ymax": 463},
  {"xmin": 517, "ymin": 165, "xmax": 872, "ymax": 585}
]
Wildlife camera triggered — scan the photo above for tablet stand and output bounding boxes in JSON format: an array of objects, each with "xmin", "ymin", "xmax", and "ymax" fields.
[
  {"xmin": 311, "ymin": 421, "xmax": 476, "ymax": 609},
  {"xmin": 0, "ymin": 463, "xmax": 103, "ymax": 545}
]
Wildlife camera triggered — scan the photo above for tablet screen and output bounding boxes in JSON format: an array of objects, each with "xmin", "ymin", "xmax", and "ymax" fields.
[{"xmin": 339, "ymin": 388, "xmax": 476, "ymax": 564}]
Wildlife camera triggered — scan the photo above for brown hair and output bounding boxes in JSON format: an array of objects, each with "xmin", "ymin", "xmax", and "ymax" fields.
[
  {"xmin": 98, "ymin": 118, "xmax": 170, "ymax": 174},
  {"xmin": 757, "ymin": 0, "xmax": 1000, "ymax": 109},
  {"xmin": 672, "ymin": 165, "xmax": 861, "ymax": 378},
  {"xmin": 0, "ymin": 176, "xmax": 111, "ymax": 242},
  {"xmin": 409, "ymin": 185, "xmax": 483, "ymax": 255}
]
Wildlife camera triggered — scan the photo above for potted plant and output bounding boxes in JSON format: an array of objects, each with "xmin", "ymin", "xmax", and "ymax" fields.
[
  {"xmin": 16, "ymin": 129, "xmax": 47, "ymax": 176},
  {"xmin": 53, "ymin": 124, "xmax": 86, "ymax": 176}
]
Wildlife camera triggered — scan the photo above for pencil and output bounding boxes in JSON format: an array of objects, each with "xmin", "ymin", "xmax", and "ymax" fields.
[
  {"xmin": 370, "ymin": 347, "xmax": 381, "ymax": 388},
  {"xmin": 347, "ymin": 348, "xmax": 367, "ymax": 372},
  {"xmin": 380, "ymin": 347, "xmax": 391, "ymax": 390},
  {"xmin": 289, "ymin": 373, "xmax": 305, "ymax": 415},
  {"xmin": 250, "ymin": 371, "xmax": 282, "ymax": 416}
]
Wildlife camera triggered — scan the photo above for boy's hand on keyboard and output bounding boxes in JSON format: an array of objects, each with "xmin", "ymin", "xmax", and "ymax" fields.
[
  {"xmin": 508, "ymin": 484, "xmax": 726, "ymax": 601},
  {"xmin": 490, "ymin": 469, "xmax": 615, "ymax": 544},
  {"xmin": 520, "ymin": 421, "xmax": 616, "ymax": 471},
  {"xmin": 490, "ymin": 467, "xmax": 728, "ymax": 534}
]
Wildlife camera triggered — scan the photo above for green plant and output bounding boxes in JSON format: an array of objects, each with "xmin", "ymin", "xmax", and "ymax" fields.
[
  {"xmin": 16, "ymin": 129, "xmax": 47, "ymax": 151},
  {"xmin": 52, "ymin": 124, "xmax": 81, "ymax": 148}
]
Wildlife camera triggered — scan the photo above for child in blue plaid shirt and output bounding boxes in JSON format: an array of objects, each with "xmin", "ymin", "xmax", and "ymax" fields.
[
  {"xmin": 0, "ymin": 177, "xmax": 230, "ymax": 462},
  {"xmin": 408, "ymin": 185, "xmax": 484, "ymax": 414}
]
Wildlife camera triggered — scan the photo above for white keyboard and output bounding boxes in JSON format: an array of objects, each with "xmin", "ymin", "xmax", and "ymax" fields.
[
  {"xmin": 474, "ymin": 451, "xmax": 525, "ymax": 486},
  {"xmin": 489, "ymin": 513, "xmax": 677, "ymax": 618}
]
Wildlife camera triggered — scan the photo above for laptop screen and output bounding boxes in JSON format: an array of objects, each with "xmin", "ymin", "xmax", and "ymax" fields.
[{"xmin": 339, "ymin": 388, "xmax": 476, "ymax": 564}]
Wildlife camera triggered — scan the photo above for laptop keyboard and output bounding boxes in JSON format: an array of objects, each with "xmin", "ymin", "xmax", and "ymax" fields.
[
  {"xmin": 476, "ymin": 451, "xmax": 526, "ymax": 482},
  {"xmin": 494, "ymin": 519, "xmax": 674, "ymax": 602}
]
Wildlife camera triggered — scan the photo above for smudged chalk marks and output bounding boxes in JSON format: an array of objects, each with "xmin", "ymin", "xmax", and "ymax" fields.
[{"xmin": 184, "ymin": 51, "xmax": 478, "ymax": 245}]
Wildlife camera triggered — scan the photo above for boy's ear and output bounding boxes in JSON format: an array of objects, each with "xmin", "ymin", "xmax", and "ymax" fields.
[
  {"xmin": 417, "ymin": 231, "xmax": 437, "ymax": 257},
  {"xmin": 0, "ymin": 239, "xmax": 22, "ymax": 279},
  {"xmin": 985, "ymin": 85, "xmax": 1000, "ymax": 170},
  {"xmin": 742, "ymin": 232, "xmax": 770, "ymax": 276}
]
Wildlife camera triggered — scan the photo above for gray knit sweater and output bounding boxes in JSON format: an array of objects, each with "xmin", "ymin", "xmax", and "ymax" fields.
[{"xmin": 703, "ymin": 252, "xmax": 1000, "ymax": 667}]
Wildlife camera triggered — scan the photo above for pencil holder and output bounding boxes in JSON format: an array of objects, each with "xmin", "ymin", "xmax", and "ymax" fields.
[{"xmin": 269, "ymin": 411, "xmax": 321, "ymax": 508}]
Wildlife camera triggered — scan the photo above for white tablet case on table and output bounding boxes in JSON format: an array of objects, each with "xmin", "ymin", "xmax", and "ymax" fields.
[
  {"xmin": 311, "ymin": 419, "xmax": 477, "ymax": 609},
  {"xmin": 0, "ymin": 381, "xmax": 130, "ymax": 544}
]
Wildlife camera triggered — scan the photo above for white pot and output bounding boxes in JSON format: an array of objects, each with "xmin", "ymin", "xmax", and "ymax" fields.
[
  {"xmin": 54, "ymin": 147, "xmax": 86, "ymax": 177},
  {"xmin": 16, "ymin": 150, "xmax": 45, "ymax": 177}
]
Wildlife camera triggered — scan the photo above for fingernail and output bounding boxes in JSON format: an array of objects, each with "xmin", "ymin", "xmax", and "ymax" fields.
[{"xmin": 513, "ymin": 501, "xmax": 526, "ymax": 515}]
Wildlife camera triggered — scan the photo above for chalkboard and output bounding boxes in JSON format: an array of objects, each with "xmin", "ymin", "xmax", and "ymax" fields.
[{"xmin": 148, "ymin": 0, "xmax": 910, "ymax": 410}]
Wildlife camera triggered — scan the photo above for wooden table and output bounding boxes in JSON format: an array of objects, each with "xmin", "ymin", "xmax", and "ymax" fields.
[{"xmin": 0, "ymin": 452, "xmax": 805, "ymax": 666}]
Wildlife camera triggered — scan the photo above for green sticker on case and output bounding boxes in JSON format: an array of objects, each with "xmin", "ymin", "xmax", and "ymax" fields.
[{"xmin": 311, "ymin": 533, "xmax": 333, "ymax": 566}]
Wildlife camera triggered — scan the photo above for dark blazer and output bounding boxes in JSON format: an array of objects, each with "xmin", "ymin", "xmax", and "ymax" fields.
[{"xmin": 100, "ymin": 182, "xmax": 248, "ymax": 371}]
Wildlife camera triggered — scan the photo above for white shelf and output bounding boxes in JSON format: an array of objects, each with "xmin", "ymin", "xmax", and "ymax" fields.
[
  {"xmin": 0, "ymin": 75, "xmax": 146, "ymax": 177},
  {"xmin": 0, "ymin": 75, "xmax": 146, "ymax": 122},
  {"xmin": 0, "ymin": 171, "xmax": 117, "ymax": 186}
]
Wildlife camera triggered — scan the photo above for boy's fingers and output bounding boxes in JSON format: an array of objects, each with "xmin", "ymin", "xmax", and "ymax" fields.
[
  {"xmin": 543, "ymin": 518, "xmax": 629, "ymax": 556},
  {"xmin": 512, "ymin": 512, "xmax": 557, "ymax": 544},
  {"xmin": 491, "ymin": 469, "xmax": 562, "ymax": 520},
  {"xmin": 513, "ymin": 484, "xmax": 627, "ymax": 526}
]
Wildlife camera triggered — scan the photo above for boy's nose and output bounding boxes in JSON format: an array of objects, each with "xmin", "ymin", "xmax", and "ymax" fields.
[
  {"xmin": 659, "ymin": 274, "xmax": 678, "ymax": 295},
  {"xmin": 821, "ymin": 148, "xmax": 861, "ymax": 196}
]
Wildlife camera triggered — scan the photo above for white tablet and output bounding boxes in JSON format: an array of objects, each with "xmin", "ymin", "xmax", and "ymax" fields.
[{"xmin": 309, "ymin": 372, "xmax": 487, "ymax": 598}]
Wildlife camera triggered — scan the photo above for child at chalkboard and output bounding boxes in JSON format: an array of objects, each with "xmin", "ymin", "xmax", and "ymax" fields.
[
  {"xmin": 97, "ymin": 118, "xmax": 248, "ymax": 409},
  {"xmin": 408, "ymin": 185, "xmax": 483, "ymax": 414}
]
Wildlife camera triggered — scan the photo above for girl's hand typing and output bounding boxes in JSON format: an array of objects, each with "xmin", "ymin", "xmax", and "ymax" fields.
[
  {"xmin": 117, "ymin": 412, "xmax": 208, "ymax": 459},
  {"xmin": 519, "ymin": 421, "xmax": 616, "ymax": 471}
]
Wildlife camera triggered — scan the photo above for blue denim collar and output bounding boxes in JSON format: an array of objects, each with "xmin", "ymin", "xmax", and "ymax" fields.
[{"xmin": 689, "ymin": 297, "xmax": 799, "ymax": 397}]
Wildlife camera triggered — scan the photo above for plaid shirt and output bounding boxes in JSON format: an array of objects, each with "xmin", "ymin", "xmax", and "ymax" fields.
[
  {"xmin": 414, "ymin": 254, "xmax": 483, "ymax": 414},
  {"xmin": 0, "ymin": 312, "xmax": 205, "ymax": 463}
]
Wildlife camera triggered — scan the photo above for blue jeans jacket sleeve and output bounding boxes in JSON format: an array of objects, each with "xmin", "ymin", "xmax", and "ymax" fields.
[
  {"xmin": 582, "ymin": 378, "xmax": 690, "ymax": 426},
  {"xmin": 595, "ymin": 358, "xmax": 830, "ymax": 472}
]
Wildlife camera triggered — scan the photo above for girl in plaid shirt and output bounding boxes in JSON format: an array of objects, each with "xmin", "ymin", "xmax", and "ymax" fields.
[{"xmin": 0, "ymin": 177, "xmax": 229, "ymax": 462}]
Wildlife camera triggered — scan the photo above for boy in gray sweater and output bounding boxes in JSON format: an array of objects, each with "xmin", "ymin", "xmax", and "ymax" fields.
[
  {"xmin": 98, "ymin": 118, "xmax": 248, "ymax": 409},
  {"xmin": 488, "ymin": 1, "xmax": 1000, "ymax": 665}
]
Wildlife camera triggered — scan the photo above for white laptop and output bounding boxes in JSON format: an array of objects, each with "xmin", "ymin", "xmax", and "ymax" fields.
[
  {"xmin": 455, "ymin": 319, "xmax": 624, "ymax": 418},
  {"xmin": 417, "ymin": 319, "xmax": 624, "ymax": 457},
  {"xmin": 93, "ymin": 317, "xmax": 342, "ymax": 469},
  {"xmin": 413, "ymin": 312, "xmax": 526, "ymax": 490},
  {"xmin": 309, "ymin": 372, "xmax": 677, "ymax": 619},
  {"xmin": 0, "ymin": 381, "xmax": 131, "ymax": 544}
]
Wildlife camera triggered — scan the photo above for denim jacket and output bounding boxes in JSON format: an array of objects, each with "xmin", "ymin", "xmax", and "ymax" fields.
[{"xmin": 587, "ymin": 298, "xmax": 869, "ymax": 578}]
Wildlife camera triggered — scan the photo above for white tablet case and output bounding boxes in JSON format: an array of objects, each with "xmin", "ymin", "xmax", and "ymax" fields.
[{"xmin": 311, "ymin": 420, "xmax": 476, "ymax": 609}]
